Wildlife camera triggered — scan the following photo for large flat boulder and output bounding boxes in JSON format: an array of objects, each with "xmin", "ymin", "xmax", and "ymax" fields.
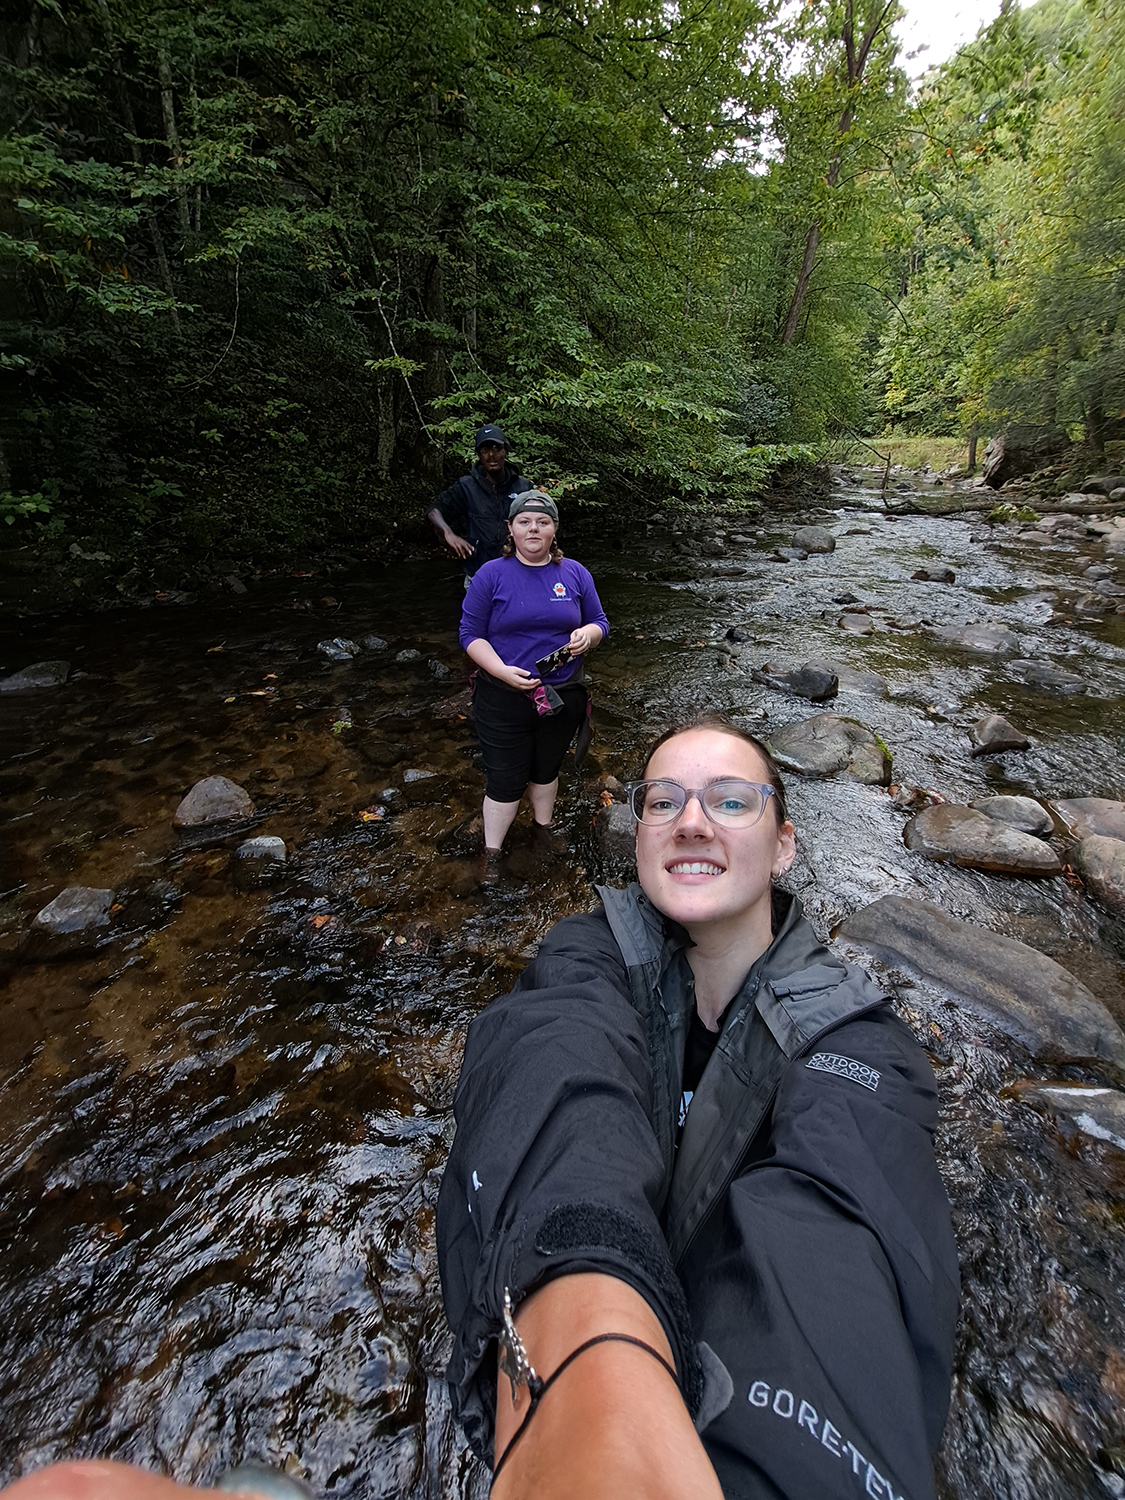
[
  {"xmin": 1050, "ymin": 798, "xmax": 1125, "ymax": 841},
  {"xmin": 767, "ymin": 713, "xmax": 891, "ymax": 785},
  {"xmin": 1074, "ymin": 836, "xmax": 1125, "ymax": 916},
  {"xmin": 903, "ymin": 805, "xmax": 1061, "ymax": 875},
  {"xmin": 931, "ymin": 623, "xmax": 1019, "ymax": 654},
  {"xmin": 839, "ymin": 896, "xmax": 1125, "ymax": 1080}
]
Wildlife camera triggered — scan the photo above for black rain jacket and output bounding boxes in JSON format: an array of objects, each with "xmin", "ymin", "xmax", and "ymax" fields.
[
  {"xmin": 429, "ymin": 462, "xmax": 533, "ymax": 576},
  {"xmin": 437, "ymin": 885, "xmax": 959, "ymax": 1500}
]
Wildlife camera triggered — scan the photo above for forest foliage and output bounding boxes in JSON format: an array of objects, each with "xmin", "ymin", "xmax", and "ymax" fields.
[{"xmin": 0, "ymin": 0, "xmax": 1120, "ymax": 561}]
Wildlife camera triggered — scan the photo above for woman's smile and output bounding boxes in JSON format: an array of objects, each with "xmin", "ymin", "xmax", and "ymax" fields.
[{"xmin": 666, "ymin": 859, "xmax": 725, "ymax": 879}]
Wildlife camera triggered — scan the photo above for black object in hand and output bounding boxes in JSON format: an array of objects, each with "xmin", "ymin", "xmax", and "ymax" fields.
[{"xmin": 535, "ymin": 645, "xmax": 573, "ymax": 678}]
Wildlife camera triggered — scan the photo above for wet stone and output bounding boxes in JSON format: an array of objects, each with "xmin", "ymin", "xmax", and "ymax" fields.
[
  {"xmin": 235, "ymin": 836, "xmax": 287, "ymax": 890},
  {"xmin": 839, "ymin": 896, "xmax": 1125, "ymax": 1080},
  {"xmin": 970, "ymin": 713, "xmax": 1029, "ymax": 757},
  {"xmin": 767, "ymin": 713, "xmax": 891, "ymax": 784},
  {"xmin": 362, "ymin": 635, "xmax": 388, "ymax": 651},
  {"xmin": 839, "ymin": 613, "xmax": 874, "ymax": 635},
  {"xmin": 912, "ymin": 566, "xmax": 956, "ymax": 583},
  {"xmin": 174, "ymin": 775, "xmax": 255, "ymax": 827},
  {"xmin": 969, "ymin": 796, "xmax": 1053, "ymax": 837},
  {"xmin": 1051, "ymin": 798, "xmax": 1125, "ymax": 841},
  {"xmin": 403, "ymin": 768, "xmax": 435, "ymax": 783},
  {"xmin": 0, "ymin": 659, "xmax": 70, "ymax": 692},
  {"xmin": 903, "ymin": 805, "xmax": 1061, "ymax": 876},
  {"xmin": 792, "ymin": 525, "xmax": 835, "ymax": 554},
  {"xmin": 774, "ymin": 547, "xmax": 808, "ymax": 562},
  {"xmin": 807, "ymin": 661, "xmax": 887, "ymax": 697},
  {"xmin": 1007, "ymin": 660, "xmax": 1086, "ymax": 694},
  {"xmin": 33, "ymin": 886, "xmax": 114, "ymax": 935},
  {"xmin": 753, "ymin": 663, "xmax": 839, "ymax": 702},
  {"xmin": 595, "ymin": 800, "xmax": 636, "ymax": 876},
  {"xmin": 1016, "ymin": 1084, "xmax": 1125, "ymax": 1153},
  {"xmin": 932, "ymin": 622, "xmax": 1019, "ymax": 654},
  {"xmin": 317, "ymin": 638, "xmax": 360, "ymax": 661},
  {"xmin": 395, "ymin": 649, "xmax": 422, "ymax": 663},
  {"xmin": 1074, "ymin": 836, "xmax": 1125, "ymax": 917},
  {"xmin": 725, "ymin": 627, "xmax": 751, "ymax": 643}
]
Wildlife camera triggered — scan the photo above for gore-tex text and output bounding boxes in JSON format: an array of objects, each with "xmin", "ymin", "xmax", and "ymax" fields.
[{"xmin": 748, "ymin": 1380, "xmax": 909, "ymax": 1500}]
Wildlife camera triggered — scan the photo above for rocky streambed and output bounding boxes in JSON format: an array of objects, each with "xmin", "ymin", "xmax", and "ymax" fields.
[{"xmin": 3, "ymin": 468, "xmax": 1125, "ymax": 1498}]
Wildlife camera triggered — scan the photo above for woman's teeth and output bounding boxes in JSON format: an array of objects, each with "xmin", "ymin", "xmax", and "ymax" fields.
[{"xmin": 670, "ymin": 862, "xmax": 723, "ymax": 876}]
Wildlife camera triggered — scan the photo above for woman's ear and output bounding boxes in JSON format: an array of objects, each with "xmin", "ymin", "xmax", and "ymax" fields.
[{"xmin": 771, "ymin": 820, "xmax": 796, "ymax": 878}]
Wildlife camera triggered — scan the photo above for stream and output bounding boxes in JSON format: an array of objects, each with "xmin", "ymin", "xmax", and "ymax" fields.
[{"xmin": 2, "ymin": 469, "xmax": 1125, "ymax": 1499}]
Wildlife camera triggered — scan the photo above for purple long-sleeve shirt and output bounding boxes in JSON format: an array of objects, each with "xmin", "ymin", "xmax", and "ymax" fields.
[{"xmin": 459, "ymin": 555, "xmax": 610, "ymax": 684}]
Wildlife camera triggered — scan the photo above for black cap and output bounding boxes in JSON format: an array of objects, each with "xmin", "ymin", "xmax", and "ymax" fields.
[{"xmin": 474, "ymin": 424, "xmax": 507, "ymax": 450}]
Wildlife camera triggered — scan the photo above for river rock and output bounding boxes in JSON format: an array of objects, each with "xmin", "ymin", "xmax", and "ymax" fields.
[
  {"xmin": 839, "ymin": 613, "xmax": 874, "ymax": 635},
  {"xmin": 32, "ymin": 886, "xmax": 114, "ymax": 935},
  {"xmin": 595, "ymin": 800, "xmax": 636, "ymax": 873},
  {"xmin": 753, "ymin": 663, "xmax": 839, "ymax": 701},
  {"xmin": 1007, "ymin": 659, "xmax": 1085, "ymax": 694},
  {"xmin": 982, "ymin": 424, "xmax": 1068, "ymax": 487},
  {"xmin": 969, "ymin": 713, "xmax": 1029, "ymax": 756},
  {"xmin": 807, "ymin": 661, "xmax": 887, "ymax": 697},
  {"xmin": 174, "ymin": 776, "xmax": 255, "ymax": 827},
  {"xmin": 1050, "ymin": 798, "xmax": 1125, "ymax": 841},
  {"xmin": 912, "ymin": 566, "xmax": 956, "ymax": 583},
  {"xmin": 395, "ymin": 649, "xmax": 422, "ymax": 663},
  {"xmin": 318, "ymin": 638, "xmax": 360, "ymax": 661},
  {"xmin": 768, "ymin": 713, "xmax": 891, "ymax": 784},
  {"xmin": 429, "ymin": 659, "xmax": 453, "ymax": 679},
  {"xmin": 235, "ymin": 836, "xmax": 287, "ymax": 888},
  {"xmin": 1079, "ymin": 474, "xmax": 1125, "ymax": 497},
  {"xmin": 838, "ymin": 896, "xmax": 1125, "ymax": 1079},
  {"xmin": 0, "ymin": 660, "xmax": 70, "ymax": 692},
  {"xmin": 1017, "ymin": 1084, "xmax": 1125, "ymax": 1152},
  {"xmin": 968, "ymin": 795, "xmax": 1053, "ymax": 837},
  {"xmin": 1074, "ymin": 836, "xmax": 1125, "ymax": 915},
  {"xmin": 774, "ymin": 546, "xmax": 808, "ymax": 562},
  {"xmin": 726, "ymin": 627, "xmax": 751, "ymax": 643},
  {"xmin": 932, "ymin": 622, "xmax": 1018, "ymax": 654},
  {"xmin": 903, "ymin": 805, "xmax": 1061, "ymax": 875},
  {"xmin": 401, "ymin": 767, "xmax": 447, "ymax": 804},
  {"xmin": 792, "ymin": 526, "xmax": 835, "ymax": 554},
  {"xmin": 362, "ymin": 635, "xmax": 388, "ymax": 651}
]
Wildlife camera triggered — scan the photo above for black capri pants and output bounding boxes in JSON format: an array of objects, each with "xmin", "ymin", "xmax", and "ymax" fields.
[{"xmin": 472, "ymin": 671, "xmax": 588, "ymax": 802}]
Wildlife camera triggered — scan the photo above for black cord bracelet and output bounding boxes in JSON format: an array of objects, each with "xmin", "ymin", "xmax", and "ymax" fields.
[{"xmin": 490, "ymin": 1330, "xmax": 680, "ymax": 1489}]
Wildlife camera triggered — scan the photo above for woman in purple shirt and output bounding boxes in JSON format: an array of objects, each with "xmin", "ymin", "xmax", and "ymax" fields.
[{"xmin": 459, "ymin": 492, "xmax": 610, "ymax": 875}]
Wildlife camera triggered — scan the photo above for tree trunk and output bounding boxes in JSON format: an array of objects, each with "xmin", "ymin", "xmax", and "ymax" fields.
[
  {"xmin": 157, "ymin": 47, "xmax": 191, "ymax": 236},
  {"xmin": 779, "ymin": 0, "xmax": 895, "ymax": 344},
  {"xmin": 94, "ymin": 0, "xmax": 180, "ymax": 330},
  {"xmin": 968, "ymin": 431, "xmax": 978, "ymax": 473}
]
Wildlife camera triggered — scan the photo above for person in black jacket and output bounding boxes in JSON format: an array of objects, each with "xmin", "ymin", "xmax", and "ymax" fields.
[
  {"xmin": 438, "ymin": 716, "xmax": 959, "ymax": 1500},
  {"xmin": 426, "ymin": 424, "xmax": 534, "ymax": 581}
]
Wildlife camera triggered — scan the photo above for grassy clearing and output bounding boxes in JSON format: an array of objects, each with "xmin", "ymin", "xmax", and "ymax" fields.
[{"xmin": 837, "ymin": 434, "xmax": 971, "ymax": 473}]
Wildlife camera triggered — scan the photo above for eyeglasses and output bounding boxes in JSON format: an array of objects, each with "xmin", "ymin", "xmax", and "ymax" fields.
[{"xmin": 625, "ymin": 779, "xmax": 776, "ymax": 828}]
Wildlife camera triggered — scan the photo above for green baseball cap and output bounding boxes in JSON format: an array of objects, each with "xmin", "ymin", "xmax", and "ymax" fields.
[{"xmin": 508, "ymin": 490, "xmax": 558, "ymax": 522}]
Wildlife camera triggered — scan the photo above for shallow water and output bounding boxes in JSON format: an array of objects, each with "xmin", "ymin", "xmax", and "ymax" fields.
[{"xmin": 2, "ymin": 475, "xmax": 1125, "ymax": 1497}]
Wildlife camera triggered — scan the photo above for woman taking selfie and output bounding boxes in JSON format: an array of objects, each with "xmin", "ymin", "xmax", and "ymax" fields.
[
  {"xmin": 438, "ymin": 717, "xmax": 959, "ymax": 1500},
  {"xmin": 459, "ymin": 491, "xmax": 609, "ymax": 873}
]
